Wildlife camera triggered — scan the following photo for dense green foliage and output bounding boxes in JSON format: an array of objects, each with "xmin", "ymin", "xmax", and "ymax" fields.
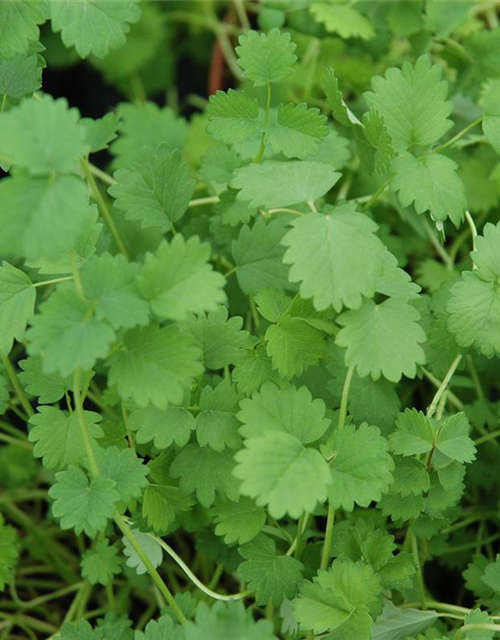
[{"xmin": 2, "ymin": 1, "xmax": 500, "ymax": 639}]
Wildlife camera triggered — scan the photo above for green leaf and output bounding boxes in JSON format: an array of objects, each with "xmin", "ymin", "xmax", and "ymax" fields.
[
  {"xmin": 231, "ymin": 161, "xmax": 340, "ymax": 208},
  {"xmin": 237, "ymin": 382, "xmax": 330, "ymax": 443},
  {"xmin": 197, "ymin": 380, "xmax": 242, "ymax": 451},
  {"xmin": 58, "ymin": 620, "xmax": 99, "ymax": 640},
  {"xmin": 336, "ymin": 298, "xmax": 426, "ymax": 382},
  {"xmin": 50, "ymin": 0, "xmax": 141, "ymax": 59},
  {"xmin": 471, "ymin": 221, "xmax": 500, "ymax": 280},
  {"xmin": 435, "ymin": 413, "xmax": 476, "ymax": 463},
  {"xmin": 171, "ymin": 444, "xmax": 239, "ymax": 507},
  {"xmin": 122, "ymin": 528, "xmax": 162, "ymax": 575},
  {"xmin": 328, "ymin": 424, "xmax": 394, "ymax": 510},
  {"xmin": 94, "ymin": 446, "xmax": 148, "ymax": 504},
  {"xmin": 370, "ymin": 602, "xmax": 438, "ymax": 640},
  {"xmin": 392, "ymin": 458, "xmax": 430, "ymax": 497},
  {"xmin": 232, "ymin": 218, "xmax": 292, "ymax": 295},
  {"xmin": 293, "ymin": 559, "xmax": 382, "ymax": 638},
  {"xmin": 233, "ymin": 345, "xmax": 283, "ymax": 396},
  {"xmin": 183, "ymin": 307, "xmax": 250, "ymax": 370},
  {"xmin": 266, "ymin": 103, "xmax": 328, "ymax": 159},
  {"xmin": 364, "ymin": 55, "xmax": 453, "ymax": 151},
  {"xmin": 0, "ymin": 95, "xmax": 88, "ymax": 175},
  {"xmin": 206, "ymin": 89, "xmax": 261, "ymax": 144},
  {"xmin": 0, "ymin": 262, "xmax": 35, "ymax": 355},
  {"xmin": 81, "ymin": 113, "xmax": 120, "ymax": 153},
  {"xmin": 80, "ymin": 253, "xmax": 149, "ymax": 330},
  {"xmin": 127, "ymin": 406, "xmax": 196, "ymax": 449},
  {"xmin": 356, "ymin": 110, "xmax": 395, "ymax": 174},
  {"xmin": 81, "ymin": 539, "xmax": 121, "ymax": 586},
  {"xmin": 107, "ymin": 324, "xmax": 202, "ymax": 409},
  {"xmin": 110, "ymin": 102, "xmax": 187, "ymax": 170},
  {"xmin": 236, "ymin": 28, "xmax": 297, "ymax": 87},
  {"xmin": 483, "ymin": 79, "xmax": 500, "ymax": 155},
  {"xmin": 0, "ymin": 54, "xmax": 42, "ymax": 99},
  {"xmin": 184, "ymin": 601, "xmax": 277, "ymax": 640},
  {"xmin": 200, "ymin": 147, "xmax": 242, "ymax": 185},
  {"xmin": 0, "ymin": 514, "xmax": 18, "ymax": 591},
  {"xmin": 322, "ymin": 68, "xmax": 357, "ymax": 128},
  {"xmin": 482, "ymin": 556, "xmax": 500, "ymax": 594},
  {"xmin": 135, "ymin": 614, "xmax": 180, "ymax": 640},
  {"xmin": 310, "ymin": 1, "xmax": 374, "ymax": 40},
  {"xmin": 27, "ymin": 285, "xmax": 115, "ymax": 377},
  {"xmin": 49, "ymin": 466, "xmax": 119, "ymax": 537},
  {"xmin": 0, "ymin": 175, "xmax": 90, "ymax": 263},
  {"xmin": 142, "ymin": 484, "xmax": 194, "ymax": 533},
  {"xmin": 211, "ymin": 497, "xmax": 266, "ymax": 545},
  {"xmin": 282, "ymin": 205, "xmax": 386, "ymax": 312},
  {"xmin": 0, "ymin": 1, "xmax": 48, "ymax": 58},
  {"xmin": 29, "ymin": 406, "xmax": 102, "ymax": 470},
  {"xmin": 138, "ymin": 236, "xmax": 226, "ymax": 321},
  {"xmin": 234, "ymin": 430, "xmax": 331, "ymax": 519},
  {"xmin": 238, "ymin": 534, "xmax": 304, "ymax": 606},
  {"xmin": 447, "ymin": 272, "xmax": 500, "ymax": 357},
  {"xmin": 19, "ymin": 356, "xmax": 69, "ymax": 404},
  {"xmin": 109, "ymin": 146, "xmax": 195, "ymax": 232},
  {"xmin": 391, "ymin": 153, "xmax": 467, "ymax": 226},
  {"xmin": 389, "ymin": 409, "xmax": 435, "ymax": 457}
]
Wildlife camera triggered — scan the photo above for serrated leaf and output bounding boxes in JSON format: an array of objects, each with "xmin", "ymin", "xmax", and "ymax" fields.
[
  {"xmin": 0, "ymin": 1, "xmax": 48, "ymax": 59},
  {"xmin": 310, "ymin": 1, "xmax": 374, "ymax": 40},
  {"xmin": 266, "ymin": 102, "xmax": 328, "ymax": 159},
  {"xmin": 364, "ymin": 55, "xmax": 453, "ymax": 151},
  {"xmin": 110, "ymin": 102, "xmax": 187, "ymax": 170},
  {"xmin": 94, "ymin": 446, "xmax": 148, "ymax": 504},
  {"xmin": 233, "ymin": 345, "xmax": 283, "ymax": 396},
  {"xmin": 234, "ymin": 430, "xmax": 331, "ymax": 519},
  {"xmin": 19, "ymin": 356, "xmax": 69, "ymax": 404},
  {"xmin": 49, "ymin": 466, "xmax": 119, "ymax": 537},
  {"xmin": 29, "ymin": 406, "xmax": 102, "ymax": 470},
  {"xmin": 232, "ymin": 218, "xmax": 292, "ymax": 295},
  {"xmin": 483, "ymin": 79, "xmax": 500, "ymax": 155},
  {"xmin": 282, "ymin": 205, "xmax": 386, "ymax": 312},
  {"xmin": 122, "ymin": 529, "xmax": 162, "ymax": 575},
  {"xmin": 336, "ymin": 297, "xmax": 426, "ymax": 382},
  {"xmin": 206, "ymin": 89, "xmax": 261, "ymax": 144},
  {"xmin": 107, "ymin": 324, "xmax": 202, "ymax": 409},
  {"xmin": 81, "ymin": 113, "xmax": 120, "ymax": 153},
  {"xmin": 356, "ymin": 110, "xmax": 395, "ymax": 174},
  {"xmin": 50, "ymin": 0, "xmax": 141, "ymax": 59},
  {"xmin": 328, "ymin": 424, "xmax": 394, "ymax": 510},
  {"xmin": 109, "ymin": 146, "xmax": 195, "ymax": 232},
  {"xmin": 197, "ymin": 380, "xmax": 242, "ymax": 451},
  {"xmin": 27, "ymin": 284, "xmax": 115, "ymax": 377},
  {"xmin": 171, "ymin": 444, "xmax": 240, "ymax": 507},
  {"xmin": 238, "ymin": 534, "xmax": 303, "ymax": 606},
  {"xmin": 183, "ymin": 307, "xmax": 249, "ymax": 370},
  {"xmin": 391, "ymin": 153, "xmax": 467, "ymax": 226},
  {"xmin": 184, "ymin": 601, "xmax": 277, "ymax": 640},
  {"xmin": 80, "ymin": 253, "xmax": 149, "ymax": 330},
  {"xmin": 322, "ymin": 68, "xmax": 357, "ymax": 128},
  {"xmin": 231, "ymin": 160, "xmax": 340, "ymax": 209},
  {"xmin": 0, "ymin": 262, "xmax": 35, "ymax": 355},
  {"xmin": 127, "ymin": 406, "xmax": 196, "ymax": 449},
  {"xmin": 138, "ymin": 236, "xmax": 226, "ymax": 321},
  {"xmin": 81, "ymin": 539, "xmax": 121, "ymax": 586},
  {"xmin": 236, "ymin": 28, "xmax": 297, "ymax": 87},
  {"xmin": 142, "ymin": 484, "xmax": 194, "ymax": 533},
  {"xmin": 0, "ymin": 95, "xmax": 88, "ymax": 175},
  {"xmin": 435, "ymin": 413, "xmax": 476, "ymax": 463},
  {"xmin": 0, "ymin": 514, "xmax": 18, "ymax": 591},
  {"xmin": 0, "ymin": 54, "xmax": 42, "ymax": 99},
  {"xmin": 211, "ymin": 497, "xmax": 266, "ymax": 545},
  {"xmin": 390, "ymin": 409, "xmax": 435, "ymax": 457}
]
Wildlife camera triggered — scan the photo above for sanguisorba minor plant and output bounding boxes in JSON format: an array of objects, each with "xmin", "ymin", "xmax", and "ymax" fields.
[{"xmin": 3, "ymin": 1, "xmax": 500, "ymax": 638}]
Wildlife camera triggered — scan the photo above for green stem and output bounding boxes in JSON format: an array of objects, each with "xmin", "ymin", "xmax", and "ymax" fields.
[
  {"xmin": 426, "ymin": 355, "xmax": 462, "ymax": 418},
  {"xmin": 113, "ymin": 513, "xmax": 186, "ymax": 624},
  {"xmin": 73, "ymin": 369, "xmax": 100, "ymax": 478},
  {"xmin": 0, "ymin": 95, "xmax": 7, "ymax": 113},
  {"xmin": 88, "ymin": 162, "xmax": 116, "ymax": 186},
  {"xmin": 253, "ymin": 82, "xmax": 271, "ymax": 163},
  {"xmin": 188, "ymin": 196, "xmax": 219, "ymax": 208},
  {"xmin": 466, "ymin": 355, "xmax": 485, "ymax": 401},
  {"xmin": 475, "ymin": 428, "xmax": 500, "ymax": 445},
  {"xmin": 320, "ymin": 505, "xmax": 335, "ymax": 571},
  {"xmin": 411, "ymin": 534, "xmax": 426, "ymax": 609},
  {"xmin": 81, "ymin": 158, "xmax": 129, "ymax": 258},
  {"xmin": 430, "ymin": 116, "xmax": 484, "ymax": 155},
  {"xmin": 338, "ymin": 366, "xmax": 354, "ymax": 431},
  {"xmin": 1, "ymin": 354, "xmax": 33, "ymax": 418},
  {"xmin": 421, "ymin": 217, "xmax": 454, "ymax": 270},
  {"xmin": 0, "ymin": 433, "xmax": 32, "ymax": 450},
  {"xmin": 33, "ymin": 275, "xmax": 73, "ymax": 288}
]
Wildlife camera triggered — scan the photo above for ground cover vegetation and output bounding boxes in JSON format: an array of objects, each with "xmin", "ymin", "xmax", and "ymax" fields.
[{"xmin": 2, "ymin": 0, "xmax": 500, "ymax": 638}]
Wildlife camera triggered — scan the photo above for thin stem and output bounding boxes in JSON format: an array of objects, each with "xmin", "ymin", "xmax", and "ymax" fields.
[
  {"xmin": 33, "ymin": 276, "xmax": 73, "ymax": 288},
  {"xmin": 266, "ymin": 207, "xmax": 304, "ymax": 216},
  {"xmin": 1, "ymin": 354, "xmax": 33, "ymax": 418},
  {"xmin": 233, "ymin": 0, "xmax": 250, "ymax": 30},
  {"xmin": 0, "ymin": 433, "xmax": 32, "ymax": 450},
  {"xmin": 464, "ymin": 210, "xmax": 478, "ymax": 266},
  {"xmin": 14, "ymin": 582, "xmax": 83, "ymax": 609},
  {"xmin": 1, "ymin": 95, "xmax": 7, "ymax": 113},
  {"xmin": 426, "ymin": 355, "xmax": 462, "ymax": 418},
  {"xmin": 421, "ymin": 368, "xmax": 464, "ymax": 410},
  {"xmin": 81, "ymin": 158, "xmax": 129, "ymax": 258},
  {"xmin": 475, "ymin": 428, "xmax": 500, "ymax": 446},
  {"xmin": 411, "ymin": 534, "xmax": 426, "ymax": 609},
  {"xmin": 338, "ymin": 366, "xmax": 355, "ymax": 431},
  {"xmin": 188, "ymin": 196, "xmax": 219, "ymax": 208},
  {"xmin": 113, "ymin": 514, "xmax": 186, "ymax": 623},
  {"xmin": 216, "ymin": 28, "xmax": 243, "ymax": 79},
  {"xmin": 430, "ymin": 116, "xmax": 484, "ymax": 155},
  {"xmin": 421, "ymin": 218, "xmax": 454, "ymax": 269},
  {"xmin": 253, "ymin": 81, "xmax": 271, "ymax": 163},
  {"xmin": 70, "ymin": 252, "xmax": 85, "ymax": 301},
  {"xmin": 363, "ymin": 176, "xmax": 391, "ymax": 209},
  {"xmin": 73, "ymin": 369, "xmax": 99, "ymax": 478},
  {"xmin": 320, "ymin": 505, "xmax": 335, "ymax": 571},
  {"xmin": 153, "ymin": 535, "xmax": 249, "ymax": 602},
  {"xmin": 88, "ymin": 163, "xmax": 116, "ymax": 186},
  {"xmin": 466, "ymin": 355, "xmax": 485, "ymax": 401}
]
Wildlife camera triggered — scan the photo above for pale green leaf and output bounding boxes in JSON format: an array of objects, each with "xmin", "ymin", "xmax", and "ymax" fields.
[
  {"xmin": 266, "ymin": 102, "xmax": 328, "ymax": 159},
  {"xmin": 211, "ymin": 497, "xmax": 266, "ymax": 545},
  {"xmin": 310, "ymin": 1, "xmax": 374, "ymax": 40},
  {"xmin": 236, "ymin": 28, "xmax": 297, "ymax": 86},
  {"xmin": 81, "ymin": 539, "xmax": 121, "ymax": 586},
  {"xmin": 0, "ymin": 262, "xmax": 35, "ymax": 355},
  {"xmin": 206, "ymin": 89, "xmax": 261, "ymax": 144},
  {"xmin": 127, "ymin": 406, "xmax": 196, "ymax": 449}
]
